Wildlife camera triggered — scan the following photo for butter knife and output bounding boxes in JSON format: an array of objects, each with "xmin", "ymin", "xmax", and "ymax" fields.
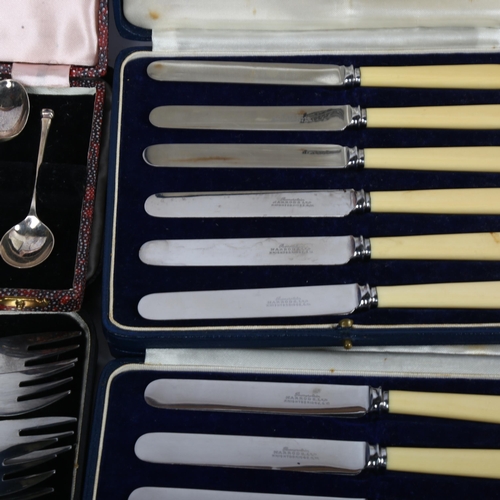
[
  {"xmin": 135, "ymin": 432, "xmax": 500, "ymax": 479},
  {"xmin": 139, "ymin": 233, "xmax": 500, "ymax": 267},
  {"xmin": 145, "ymin": 378, "xmax": 500, "ymax": 424},
  {"xmin": 147, "ymin": 60, "xmax": 500, "ymax": 90},
  {"xmin": 144, "ymin": 188, "xmax": 500, "ymax": 218},
  {"xmin": 137, "ymin": 281, "xmax": 500, "ymax": 320},
  {"xmin": 149, "ymin": 104, "xmax": 500, "ymax": 131},
  {"xmin": 130, "ymin": 487, "xmax": 360, "ymax": 500},
  {"xmin": 143, "ymin": 144, "xmax": 500, "ymax": 173}
]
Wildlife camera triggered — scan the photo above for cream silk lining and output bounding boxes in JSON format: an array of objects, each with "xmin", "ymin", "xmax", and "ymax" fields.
[{"xmin": 1, "ymin": 0, "xmax": 99, "ymax": 67}]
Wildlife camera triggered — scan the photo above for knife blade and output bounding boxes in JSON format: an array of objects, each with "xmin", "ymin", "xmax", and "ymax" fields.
[
  {"xmin": 137, "ymin": 281, "xmax": 500, "ymax": 320},
  {"xmin": 134, "ymin": 432, "xmax": 500, "ymax": 479},
  {"xmin": 143, "ymin": 143, "xmax": 500, "ymax": 173},
  {"xmin": 144, "ymin": 188, "xmax": 500, "ymax": 218},
  {"xmin": 129, "ymin": 486, "xmax": 361, "ymax": 500},
  {"xmin": 147, "ymin": 60, "xmax": 500, "ymax": 90},
  {"xmin": 149, "ymin": 104, "xmax": 500, "ymax": 131},
  {"xmin": 145, "ymin": 378, "xmax": 500, "ymax": 424},
  {"xmin": 139, "ymin": 233, "xmax": 500, "ymax": 267}
]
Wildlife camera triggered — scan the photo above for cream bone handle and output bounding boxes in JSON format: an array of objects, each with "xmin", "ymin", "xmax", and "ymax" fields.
[
  {"xmin": 370, "ymin": 233, "xmax": 500, "ymax": 261},
  {"xmin": 365, "ymin": 104, "xmax": 500, "ymax": 129},
  {"xmin": 376, "ymin": 281, "xmax": 500, "ymax": 309},
  {"xmin": 389, "ymin": 390, "xmax": 500, "ymax": 425},
  {"xmin": 360, "ymin": 64, "xmax": 500, "ymax": 89},
  {"xmin": 364, "ymin": 146, "xmax": 500, "ymax": 173},
  {"xmin": 387, "ymin": 447, "xmax": 500, "ymax": 479},
  {"xmin": 369, "ymin": 188, "xmax": 500, "ymax": 214}
]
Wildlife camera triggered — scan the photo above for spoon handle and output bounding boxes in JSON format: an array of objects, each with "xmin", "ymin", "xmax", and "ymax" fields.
[{"xmin": 30, "ymin": 109, "xmax": 54, "ymax": 215}]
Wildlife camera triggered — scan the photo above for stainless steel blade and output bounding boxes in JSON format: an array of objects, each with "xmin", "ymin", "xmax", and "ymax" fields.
[
  {"xmin": 137, "ymin": 283, "xmax": 369, "ymax": 320},
  {"xmin": 129, "ymin": 486, "xmax": 362, "ymax": 500},
  {"xmin": 147, "ymin": 60, "xmax": 353, "ymax": 86},
  {"xmin": 139, "ymin": 236, "xmax": 358, "ymax": 266},
  {"xmin": 149, "ymin": 105, "xmax": 359, "ymax": 131},
  {"xmin": 144, "ymin": 190, "xmax": 365, "ymax": 218},
  {"xmin": 135, "ymin": 433, "xmax": 369, "ymax": 474},
  {"xmin": 144, "ymin": 379, "xmax": 371, "ymax": 416},
  {"xmin": 143, "ymin": 143, "xmax": 359, "ymax": 169}
]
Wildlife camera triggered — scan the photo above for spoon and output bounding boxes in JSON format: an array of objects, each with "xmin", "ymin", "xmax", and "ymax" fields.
[
  {"xmin": 0, "ymin": 109, "xmax": 55, "ymax": 268},
  {"xmin": 0, "ymin": 79, "xmax": 30, "ymax": 142}
]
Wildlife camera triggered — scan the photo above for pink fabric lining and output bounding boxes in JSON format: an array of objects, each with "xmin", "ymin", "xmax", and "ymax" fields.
[
  {"xmin": 1, "ymin": 0, "xmax": 99, "ymax": 67},
  {"xmin": 12, "ymin": 63, "xmax": 71, "ymax": 87}
]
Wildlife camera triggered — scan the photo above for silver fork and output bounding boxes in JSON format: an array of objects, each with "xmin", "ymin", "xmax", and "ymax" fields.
[
  {"xmin": 0, "ymin": 361, "xmax": 77, "ymax": 417},
  {"xmin": 0, "ymin": 331, "xmax": 81, "ymax": 374},
  {"xmin": 0, "ymin": 416, "xmax": 76, "ymax": 497}
]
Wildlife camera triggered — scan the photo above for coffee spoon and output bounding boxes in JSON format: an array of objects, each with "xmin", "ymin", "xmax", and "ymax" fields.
[
  {"xmin": 0, "ymin": 109, "xmax": 55, "ymax": 268},
  {"xmin": 0, "ymin": 79, "xmax": 29, "ymax": 142}
]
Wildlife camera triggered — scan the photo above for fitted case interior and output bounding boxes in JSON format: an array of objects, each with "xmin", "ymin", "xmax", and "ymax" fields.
[
  {"xmin": 86, "ymin": 346, "xmax": 500, "ymax": 500},
  {"xmin": 104, "ymin": 0, "xmax": 500, "ymax": 349}
]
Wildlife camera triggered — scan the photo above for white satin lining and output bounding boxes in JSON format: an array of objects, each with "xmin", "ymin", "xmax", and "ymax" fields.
[
  {"xmin": 1, "ymin": 0, "xmax": 99, "ymax": 67},
  {"xmin": 153, "ymin": 27, "xmax": 500, "ymax": 56}
]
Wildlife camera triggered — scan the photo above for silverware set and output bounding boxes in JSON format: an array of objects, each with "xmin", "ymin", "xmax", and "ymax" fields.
[{"xmin": 0, "ymin": 331, "xmax": 80, "ymax": 498}]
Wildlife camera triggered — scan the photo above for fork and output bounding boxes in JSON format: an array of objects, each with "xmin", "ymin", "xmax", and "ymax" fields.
[
  {"xmin": 0, "ymin": 360, "xmax": 77, "ymax": 417},
  {"xmin": 1, "ymin": 487, "xmax": 54, "ymax": 500},
  {"xmin": 0, "ymin": 331, "xmax": 80, "ymax": 375},
  {"xmin": 0, "ymin": 416, "xmax": 76, "ymax": 497}
]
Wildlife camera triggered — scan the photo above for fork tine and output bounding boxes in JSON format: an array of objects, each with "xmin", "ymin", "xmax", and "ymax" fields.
[
  {"xmin": 0, "ymin": 470, "xmax": 55, "ymax": 497},
  {"xmin": 1, "ymin": 487, "xmax": 54, "ymax": 500},
  {"xmin": 0, "ymin": 390, "xmax": 72, "ymax": 417},
  {"xmin": 18, "ymin": 359, "xmax": 77, "ymax": 380},
  {"xmin": 1, "ymin": 331, "xmax": 81, "ymax": 350},
  {"xmin": 4, "ymin": 445, "xmax": 73, "ymax": 472},
  {"xmin": 16, "ymin": 376, "xmax": 73, "ymax": 398},
  {"xmin": 23, "ymin": 344, "xmax": 80, "ymax": 365},
  {"xmin": 9, "ymin": 416, "xmax": 77, "ymax": 432}
]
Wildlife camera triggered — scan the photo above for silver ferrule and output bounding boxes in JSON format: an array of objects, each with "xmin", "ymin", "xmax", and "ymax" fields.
[
  {"xmin": 357, "ymin": 284, "xmax": 378, "ymax": 311},
  {"xmin": 369, "ymin": 386, "xmax": 389, "ymax": 413},
  {"xmin": 351, "ymin": 105, "xmax": 368, "ymax": 128},
  {"xmin": 352, "ymin": 236, "xmax": 371, "ymax": 260},
  {"xmin": 351, "ymin": 189, "xmax": 371, "ymax": 214},
  {"xmin": 343, "ymin": 66, "xmax": 361, "ymax": 87},
  {"xmin": 345, "ymin": 146, "xmax": 365, "ymax": 169},
  {"xmin": 366, "ymin": 444, "xmax": 388, "ymax": 471}
]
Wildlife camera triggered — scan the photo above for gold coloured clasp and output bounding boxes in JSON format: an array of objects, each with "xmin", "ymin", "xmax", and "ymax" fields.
[{"xmin": 0, "ymin": 296, "xmax": 50, "ymax": 310}]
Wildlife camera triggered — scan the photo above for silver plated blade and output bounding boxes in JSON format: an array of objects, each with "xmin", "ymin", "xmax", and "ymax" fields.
[
  {"xmin": 137, "ymin": 283, "xmax": 365, "ymax": 320},
  {"xmin": 144, "ymin": 379, "xmax": 371, "ymax": 416},
  {"xmin": 147, "ymin": 60, "xmax": 350, "ymax": 86},
  {"xmin": 144, "ymin": 190, "xmax": 360, "ymax": 218},
  {"xmin": 130, "ymin": 486, "xmax": 362, "ymax": 500},
  {"xmin": 149, "ymin": 105, "xmax": 355, "ymax": 131},
  {"xmin": 139, "ymin": 236, "xmax": 357, "ymax": 266},
  {"xmin": 143, "ymin": 143, "xmax": 357, "ymax": 169},
  {"xmin": 135, "ymin": 433, "xmax": 369, "ymax": 474}
]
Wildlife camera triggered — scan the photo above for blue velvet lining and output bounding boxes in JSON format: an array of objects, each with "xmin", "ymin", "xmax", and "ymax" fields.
[
  {"xmin": 104, "ymin": 49, "xmax": 500, "ymax": 345},
  {"xmin": 87, "ymin": 366, "xmax": 500, "ymax": 499}
]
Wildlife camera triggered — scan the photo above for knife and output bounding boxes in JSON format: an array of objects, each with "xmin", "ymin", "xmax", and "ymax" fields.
[
  {"xmin": 134, "ymin": 432, "xmax": 500, "ymax": 479},
  {"xmin": 137, "ymin": 281, "xmax": 500, "ymax": 320},
  {"xmin": 139, "ymin": 233, "xmax": 500, "ymax": 267},
  {"xmin": 143, "ymin": 144, "xmax": 500, "ymax": 173},
  {"xmin": 149, "ymin": 104, "xmax": 500, "ymax": 131},
  {"xmin": 129, "ymin": 487, "xmax": 361, "ymax": 500},
  {"xmin": 147, "ymin": 60, "xmax": 500, "ymax": 90},
  {"xmin": 144, "ymin": 378, "xmax": 500, "ymax": 424},
  {"xmin": 144, "ymin": 188, "xmax": 500, "ymax": 218}
]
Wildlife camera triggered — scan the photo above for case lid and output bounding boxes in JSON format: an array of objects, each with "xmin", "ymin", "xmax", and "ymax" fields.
[{"xmin": 119, "ymin": 0, "xmax": 500, "ymax": 55}]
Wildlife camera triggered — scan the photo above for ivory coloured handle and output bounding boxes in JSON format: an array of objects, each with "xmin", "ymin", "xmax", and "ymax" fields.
[
  {"xmin": 370, "ymin": 233, "xmax": 500, "ymax": 261},
  {"xmin": 370, "ymin": 188, "xmax": 500, "ymax": 214},
  {"xmin": 360, "ymin": 64, "xmax": 500, "ymax": 89},
  {"xmin": 366, "ymin": 104, "xmax": 500, "ymax": 129},
  {"xmin": 377, "ymin": 281, "xmax": 500, "ymax": 309},
  {"xmin": 364, "ymin": 146, "xmax": 500, "ymax": 172},
  {"xmin": 389, "ymin": 390, "xmax": 500, "ymax": 424},
  {"xmin": 387, "ymin": 447, "xmax": 500, "ymax": 479}
]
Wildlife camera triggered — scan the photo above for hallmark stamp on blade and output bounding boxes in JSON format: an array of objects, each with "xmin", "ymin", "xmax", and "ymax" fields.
[
  {"xmin": 272, "ymin": 447, "xmax": 320, "ymax": 461},
  {"xmin": 284, "ymin": 390, "xmax": 330, "ymax": 406},
  {"xmin": 271, "ymin": 197, "xmax": 314, "ymax": 208},
  {"xmin": 266, "ymin": 296, "xmax": 312, "ymax": 308},
  {"xmin": 269, "ymin": 244, "xmax": 313, "ymax": 255}
]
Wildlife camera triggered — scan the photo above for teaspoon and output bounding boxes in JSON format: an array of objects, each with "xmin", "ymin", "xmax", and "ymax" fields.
[
  {"xmin": 0, "ymin": 80, "xmax": 29, "ymax": 142},
  {"xmin": 0, "ymin": 109, "xmax": 55, "ymax": 268}
]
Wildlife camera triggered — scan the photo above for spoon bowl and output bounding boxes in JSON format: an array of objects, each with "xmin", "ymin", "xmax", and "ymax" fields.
[
  {"xmin": 0, "ymin": 80, "xmax": 30, "ymax": 142},
  {"xmin": 0, "ymin": 109, "xmax": 55, "ymax": 269}
]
